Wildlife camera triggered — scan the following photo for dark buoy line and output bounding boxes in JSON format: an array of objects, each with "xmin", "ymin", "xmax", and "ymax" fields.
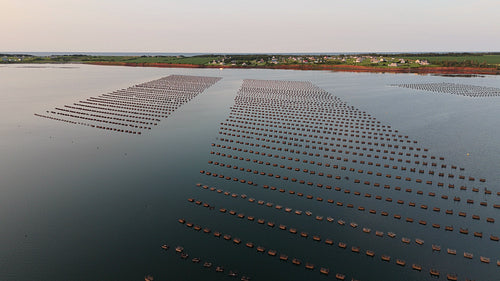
[
  {"xmin": 35, "ymin": 75, "xmax": 221, "ymax": 134},
  {"xmin": 214, "ymin": 132, "xmax": 482, "ymax": 185},
  {"xmin": 178, "ymin": 79, "xmax": 496, "ymax": 281},
  {"xmin": 188, "ymin": 191, "xmax": 498, "ymax": 265},
  {"xmin": 214, "ymin": 129, "xmax": 491, "ymax": 198},
  {"xmin": 391, "ymin": 82, "xmax": 500, "ymax": 97},
  {"xmin": 198, "ymin": 172, "xmax": 500, "ymax": 242},
  {"xmin": 177, "ymin": 218, "xmax": 355, "ymax": 280},
  {"xmin": 160, "ymin": 243, "xmax": 251, "ymax": 279},
  {"xmin": 184, "ymin": 196, "xmax": 423, "ymax": 264},
  {"xmin": 204, "ymin": 159, "xmax": 496, "ymax": 221}
]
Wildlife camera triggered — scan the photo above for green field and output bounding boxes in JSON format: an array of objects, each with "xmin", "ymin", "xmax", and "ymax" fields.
[{"xmin": 403, "ymin": 55, "xmax": 500, "ymax": 67}]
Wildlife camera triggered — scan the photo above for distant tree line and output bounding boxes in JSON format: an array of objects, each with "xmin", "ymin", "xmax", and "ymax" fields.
[
  {"xmin": 227, "ymin": 55, "xmax": 272, "ymax": 61},
  {"xmin": 0, "ymin": 53, "xmax": 33, "ymax": 57}
]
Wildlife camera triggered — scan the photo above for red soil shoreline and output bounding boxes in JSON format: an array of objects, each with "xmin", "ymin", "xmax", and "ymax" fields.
[{"xmin": 87, "ymin": 61, "xmax": 500, "ymax": 75}]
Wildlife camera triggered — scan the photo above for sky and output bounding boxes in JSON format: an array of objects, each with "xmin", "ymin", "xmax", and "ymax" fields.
[{"xmin": 1, "ymin": 0, "xmax": 499, "ymax": 53}]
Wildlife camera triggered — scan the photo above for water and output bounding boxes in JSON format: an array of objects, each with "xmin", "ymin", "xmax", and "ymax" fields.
[
  {"xmin": 1, "ymin": 52, "xmax": 208, "ymax": 57},
  {"xmin": 0, "ymin": 64, "xmax": 499, "ymax": 281}
]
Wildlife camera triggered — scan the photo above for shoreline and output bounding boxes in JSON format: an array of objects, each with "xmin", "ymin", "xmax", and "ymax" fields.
[{"xmin": 87, "ymin": 61, "xmax": 500, "ymax": 75}]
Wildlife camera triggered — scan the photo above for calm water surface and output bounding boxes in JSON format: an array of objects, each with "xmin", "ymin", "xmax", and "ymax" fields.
[{"xmin": 0, "ymin": 64, "xmax": 499, "ymax": 281}]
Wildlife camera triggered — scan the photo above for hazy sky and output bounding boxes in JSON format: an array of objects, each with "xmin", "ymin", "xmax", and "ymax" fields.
[{"xmin": 1, "ymin": 0, "xmax": 499, "ymax": 52}]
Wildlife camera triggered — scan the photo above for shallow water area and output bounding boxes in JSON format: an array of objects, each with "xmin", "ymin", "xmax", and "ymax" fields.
[{"xmin": 0, "ymin": 64, "xmax": 499, "ymax": 281}]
